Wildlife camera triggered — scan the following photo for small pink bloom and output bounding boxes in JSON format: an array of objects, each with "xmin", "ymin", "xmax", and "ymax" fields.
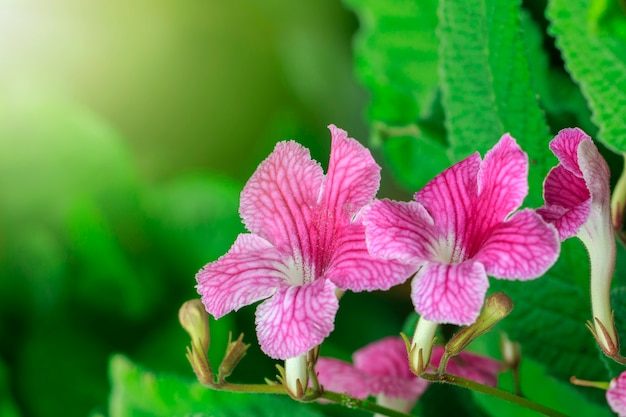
[
  {"xmin": 196, "ymin": 126, "xmax": 413, "ymax": 360},
  {"xmin": 316, "ymin": 337, "xmax": 428, "ymax": 412},
  {"xmin": 538, "ymin": 128, "xmax": 617, "ymax": 356},
  {"xmin": 363, "ymin": 134, "xmax": 560, "ymax": 325},
  {"xmin": 315, "ymin": 337, "xmax": 501, "ymax": 413},
  {"xmin": 607, "ymin": 372, "xmax": 626, "ymax": 416}
]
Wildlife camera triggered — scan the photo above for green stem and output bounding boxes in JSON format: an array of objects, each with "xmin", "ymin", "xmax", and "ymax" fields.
[
  {"xmin": 421, "ymin": 372, "xmax": 568, "ymax": 417},
  {"xmin": 321, "ymin": 391, "xmax": 413, "ymax": 417},
  {"xmin": 204, "ymin": 382, "xmax": 414, "ymax": 417}
]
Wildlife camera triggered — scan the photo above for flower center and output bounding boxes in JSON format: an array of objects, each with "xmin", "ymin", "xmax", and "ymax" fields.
[{"xmin": 276, "ymin": 253, "xmax": 315, "ymax": 286}]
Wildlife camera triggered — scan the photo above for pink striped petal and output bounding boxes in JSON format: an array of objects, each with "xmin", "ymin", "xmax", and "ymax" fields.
[
  {"xmin": 315, "ymin": 358, "xmax": 373, "ymax": 399},
  {"xmin": 353, "ymin": 337, "xmax": 428, "ymax": 399},
  {"xmin": 476, "ymin": 134, "xmax": 528, "ymax": 223},
  {"xmin": 240, "ymin": 141, "xmax": 324, "ymax": 255},
  {"xmin": 539, "ymin": 128, "xmax": 609, "ymax": 240},
  {"xmin": 607, "ymin": 372, "xmax": 626, "ymax": 417},
  {"xmin": 538, "ymin": 165, "xmax": 590, "ymax": 240},
  {"xmin": 415, "ymin": 153, "xmax": 481, "ymax": 237},
  {"xmin": 550, "ymin": 128, "xmax": 587, "ymax": 176},
  {"xmin": 322, "ymin": 125, "xmax": 381, "ymax": 219},
  {"xmin": 325, "ymin": 222, "xmax": 415, "ymax": 291},
  {"xmin": 362, "ymin": 199, "xmax": 438, "ymax": 265},
  {"xmin": 412, "ymin": 261, "xmax": 489, "ymax": 325},
  {"xmin": 431, "ymin": 347, "xmax": 502, "ymax": 387},
  {"xmin": 196, "ymin": 234, "xmax": 285, "ymax": 318},
  {"xmin": 475, "ymin": 209, "xmax": 559, "ymax": 279},
  {"xmin": 354, "ymin": 337, "xmax": 413, "ymax": 379},
  {"xmin": 255, "ymin": 278, "xmax": 338, "ymax": 359}
]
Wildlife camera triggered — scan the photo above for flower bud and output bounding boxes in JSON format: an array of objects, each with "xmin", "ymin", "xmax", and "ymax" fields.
[
  {"xmin": 446, "ymin": 292, "xmax": 513, "ymax": 356},
  {"xmin": 218, "ymin": 332, "xmax": 249, "ymax": 382},
  {"xmin": 179, "ymin": 299, "xmax": 213, "ymax": 385}
]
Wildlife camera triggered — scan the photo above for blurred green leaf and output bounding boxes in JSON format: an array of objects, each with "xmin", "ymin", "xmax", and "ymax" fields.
[
  {"xmin": 0, "ymin": 359, "xmax": 21, "ymax": 417},
  {"xmin": 547, "ymin": 0, "xmax": 626, "ymax": 153},
  {"xmin": 144, "ymin": 174, "xmax": 244, "ymax": 275},
  {"xmin": 108, "ymin": 355, "xmax": 327, "ymax": 417},
  {"xmin": 438, "ymin": 0, "xmax": 551, "ymax": 206},
  {"xmin": 64, "ymin": 198, "xmax": 163, "ymax": 320},
  {"xmin": 16, "ymin": 314, "xmax": 110, "ymax": 417},
  {"xmin": 490, "ymin": 239, "xmax": 608, "ymax": 403}
]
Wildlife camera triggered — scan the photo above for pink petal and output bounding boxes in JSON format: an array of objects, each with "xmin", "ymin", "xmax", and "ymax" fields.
[
  {"xmin": 415, "ymin": 153, "xmax": 481, "ymax": 237},
  {"xmin": 315, "ymin": 358, "xmax": 373, "ymax": 399},
  {"xmin": 322, "ymin": 125, "xmax": 381, "ymax": 219},
  {"xmin": 240, "ymin": 141, "xmax": 324, "ymax": 255},
  {"xmin": 549, "ymin": 128, "xmax": 588, "ymax": 177},
  {"xmin": 608, "ymin": 372, "xmax": 626, "ymax": 417},
  {"xmin": 353, "ymin": 337, "xmax": 413, "ymax": 379},
  {"xmin": 362, "ymin": 199, "xmax": 439, "ymax": 265},
  {"xmin": 412, "ymin": 261, "xmax": 489, "ymax": 325},
  {"xmin": 196, "ymin": 234, "xmax": 285, "ymax": 318},
  {"xmin": 476, "ymin": 134, "xmax": 529, "ymax": 225},
  {"xmin": 475, "ymin": 209, "xmax": 559, "ymax": 280},
  {"xmin": 352, "ymin": 336, "xmax": 429, "ymax": 399},
  {"xmin": 325, "ymin": 222, "xmax": 415, "ymax": 291},
  {"xmin": 579, "ymin": 138, "xmax": 611, "ymax": 210},
  {"xmin": 255, "ymin": 278, "xmax": 338, "ymax": 359},
  {"xmin": 431, "ymin": 347, "xmax": 502, "ymax": 387},
  {"xmin": 538, "ymin": 165, "xmax": 590, "ymax": 240}
]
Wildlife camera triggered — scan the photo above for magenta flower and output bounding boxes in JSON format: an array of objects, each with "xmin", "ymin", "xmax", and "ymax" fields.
[
  {"xmin": 316, "ymin": 337, "xmax": 428, "ymax": 414},
  {"xmin": 363, "ymin": 134, "xmax": 560, "ymax": 325},
  {"xmin": 196, "ymin": 125, "xmax": 413, "ymax": 361},
  {"xmin": 607, "ymin": 372, "xmax": 626, "ymax": 416},
  {"xmin": 315, "ymin": 337, "xmax": 501, "ymax": 414},
  {"xmin": 537, "ymin": 128, "xmax": 618, "ymax": 357}
]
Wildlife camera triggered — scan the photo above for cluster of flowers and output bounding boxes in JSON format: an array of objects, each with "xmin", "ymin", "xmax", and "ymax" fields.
[{"xmin": 195, "ymin": 125, "xmax": 623, "ymax": 415}]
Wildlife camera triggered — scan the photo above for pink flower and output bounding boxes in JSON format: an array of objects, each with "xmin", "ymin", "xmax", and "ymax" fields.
[
  {"xmin": 363, "ymin": 134, "xmax": 560, "ymax": 325},
  {"xmin": 196, "ymin": 125, "xmax": 413, "ymax": 360},
  {"xmin": 607, "ymin": 372, "xmax": 626, "ymax": 416},
  {"xmin": 537, "ymin": 128, "xmax": 618, "ymax": 356},
  {"xmin": 317, "ymin": 337, "xmax": 428, "ymax": 402},
  {"xmin": 315, "ymin": 337, "xmax": 501, "ymax": 414}
]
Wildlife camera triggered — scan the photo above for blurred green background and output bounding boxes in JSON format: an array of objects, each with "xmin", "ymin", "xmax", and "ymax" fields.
[{"xmin": 0, "ymin": 1, "xmax": 416, "ymax": 416}]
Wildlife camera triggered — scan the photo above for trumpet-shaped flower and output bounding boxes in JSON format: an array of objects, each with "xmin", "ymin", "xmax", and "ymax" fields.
[
  {"xmin": 315, "ymin": 337, "xmax": 501, "ymax": 414},
  {"xmin": 196, "ymin": 125, "xmax": 413, "ymax": 361},
  {"xmin": 608, "ymin": 372, "xmax": 626, "ymax": 417},
  {"xmin": 363, "ymin": 134, "xmax": 560, "ymax": 325},
  {"xmin": 537, "ymin": 128, "xmax": 617, "ymax": 356}
]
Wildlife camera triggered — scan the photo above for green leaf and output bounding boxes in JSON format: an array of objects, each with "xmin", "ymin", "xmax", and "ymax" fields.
[
  {"xmin": 108, "ymin": 355, "xmax": 327, "ymax": 417},
  {"xmin": 418, "ymin": 384, "xmax": 488, "ymax": 417},
  {"xmin": 520, "ymin": 10, "xmax": 596, "ymax": 135},
  {"xmin": 474, "ymin": 354, "xmax": 614, "ymax": 417},
  {"xmin": 604, "ymin": 284, "xmax": 626, "ymax": 377},
  {"xmin": 547, "ymin": 0, "xmax": 626, "ymax": 153},
  {"xmin": 344, "ymin": 0, "xmax": 439, "ymax": 125},
  {"xmin": 490, "ymin": 239, "xmax": 609, "ymax": 404},
  {"xmin": 438, "ymin": 0, "xmax": 552, "ymax": 206}
]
